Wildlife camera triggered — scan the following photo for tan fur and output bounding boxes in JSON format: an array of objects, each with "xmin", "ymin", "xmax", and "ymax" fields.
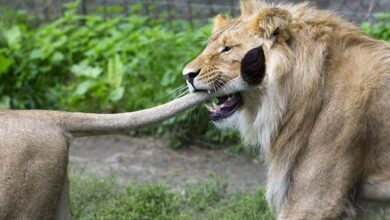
[
  {"xmin": 0, "ymin": 93, "xmax": 210, "ymax": 220},
  {"xmin": 183, "ymin": 1, "xmax": 390, "ymax": 219},
  {"xmin": 213, "ymin": 14, "xmax": 231, "ymax": 32}
]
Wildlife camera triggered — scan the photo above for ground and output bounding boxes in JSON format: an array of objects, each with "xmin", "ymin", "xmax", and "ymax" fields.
[{"xmin": 70, "ymin": 135, "xmax": 267, "ymax": 192}]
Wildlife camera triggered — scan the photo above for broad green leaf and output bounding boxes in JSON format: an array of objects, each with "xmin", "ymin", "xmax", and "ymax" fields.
[
  {"xmin": 71, "ymin": 63, "xmax": 102, "ymax": 78},
  {"xmin": 109, "ymin": 87, "xmax": 125, "ymax": 102},
  {"xmin": 107, "ymin": 54, "xmax": 124, "ymax": 87},
  {"xmin": 3, "ymin": 26, "xmax": 22, "ymax": 47},
  {"xmin": 52, "ymin": 36, "xmax": 67, "ymax": 48},
  {"xmin": 51, "ymin": 52, "xmax": 65, "ymax": 63},
  {"xmin": 161, "ymin": 72, "xmax": 174, "ymax": 86},
  {"xmin": 75, "ymin": 80, "xmax": 96, "ymax": 96},
  {"xmin": 375, "ymin": 12, "xmax": 390, "ymax": 20},
  {"xmin": 30, "ymin": 49, "xmax": 44, "ymax": 60},
  {"xmin": 39, "ymin": 66, "xmax": 51, "ymax": 73},
  {"xmin": 0, "ymin": 54, "xmax": 12, "ymax": 74},
  {"xmin": 0, "ymin": 96, "xmax": 10, "ymax": 109}
]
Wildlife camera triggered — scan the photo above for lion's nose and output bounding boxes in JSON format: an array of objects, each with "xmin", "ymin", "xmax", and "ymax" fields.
[{"xmin": 183, "ymin": 69, "xmax": 200, "ymax": 84}]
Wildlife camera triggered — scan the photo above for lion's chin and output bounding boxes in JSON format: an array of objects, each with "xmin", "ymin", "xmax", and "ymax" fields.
[{"xmin": 212, "ymin": 110, "xmax": 240, "ymax": 130}]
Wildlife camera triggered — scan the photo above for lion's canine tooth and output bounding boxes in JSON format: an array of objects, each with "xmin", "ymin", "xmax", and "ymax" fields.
[
  {"xmin": 208, "ymin": 90, "xmax": 211, "ymax": 94},
  {"xmin": 213, "ymin": 103, "xmax": 221, "ymax": 111},
  {"xmin": 204, "ymin": 104, "xmax": 213, "ymax": 111}
]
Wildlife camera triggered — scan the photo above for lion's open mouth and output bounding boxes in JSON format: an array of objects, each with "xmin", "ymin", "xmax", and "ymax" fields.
[{"xmin": 205, "ymin": 93, "xmax": 241, "ymax": 121}]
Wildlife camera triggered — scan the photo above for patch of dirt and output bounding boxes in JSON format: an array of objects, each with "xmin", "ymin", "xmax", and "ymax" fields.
[{"xmin": 70, "ymin": 135, "xmax": 267, "ymax": 192}]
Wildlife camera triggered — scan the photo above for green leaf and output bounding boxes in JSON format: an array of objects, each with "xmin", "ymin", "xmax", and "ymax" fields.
[
  {"xmin": 0, "ymin": 54, "xmax": 12, "ymax": 74},
  {"xmin": 30, "ymin": 49, "xmax": 44, "ymax": 60},
  {"xmin": 71, "ymin": 63, "xmax": 102, "ymax": 78},
  {"xmin": 51, "ymin": 52, "xmax": 65, "ymax": 63},
  {"xmin": 109, "ymin": 87, "xmax": 125, "ymax": 102},
  {"xmin": 75, "ymin": 80, "xmax": 96, "ymax": 95},
  {"xmin": 107, "ymin": 54, "xmax": 125, "ymax": 87},
  {"xmin": 161, "ymin": 72, "xmax": 175, "ymax": 86},
  {"xmin": 3, "ymin": 26, "xmax": 22, "ymax": 47},
  {"xmin": 375, "ymin": 12, "xmax": 390, "ymax": 20},
  {"xmin": 0, "ymin": 96, "xmax": 10, "ymax": 109},
  {"xmin": 52, "ymin": 36, "xmax": 68, "ymax": 48}
]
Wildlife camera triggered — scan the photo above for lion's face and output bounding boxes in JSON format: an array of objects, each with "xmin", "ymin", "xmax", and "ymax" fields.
[
  {"xmin": 183, "ymin": 6, "xmax": 293, "ymax": 128},
  {"xmin": 183, "ymin": 22, "xmax": 262, "ymax": 93}
]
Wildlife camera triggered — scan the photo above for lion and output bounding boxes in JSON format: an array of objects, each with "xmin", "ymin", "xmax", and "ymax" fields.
[
  {"xmin": 0, "ymin": 92, "xmax": 210, "ymax": 220},
  {"xmin": 183, "ymin": 1, "xmax": 390, "ymax": 219}
]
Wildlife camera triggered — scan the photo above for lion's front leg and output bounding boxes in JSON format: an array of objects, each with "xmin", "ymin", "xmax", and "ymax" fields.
[
  {"xmin": 277, "ymin": 165, "xmax": 359, "ymax": 219},
  {"xmin": 275, "ymin": 141, "xmax": 366, "ymax": 220}
]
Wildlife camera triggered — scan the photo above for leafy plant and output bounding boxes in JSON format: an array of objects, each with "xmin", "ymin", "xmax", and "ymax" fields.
[
  {"xmin": 362, "ymin": 12, "xmax": 390, "ymax": 41},
  {"xmin": 0, "ymin": 1, "xmax": 240, "ymax": 146}
]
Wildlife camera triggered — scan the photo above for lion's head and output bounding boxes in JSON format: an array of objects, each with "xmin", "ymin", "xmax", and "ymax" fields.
[{"xmin": 183, "ymin": 1, "xmax": 294, "ymax": 130}]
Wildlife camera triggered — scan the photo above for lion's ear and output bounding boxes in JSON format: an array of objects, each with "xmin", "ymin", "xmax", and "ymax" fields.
[
  {"xmin": 250, "ymin": 8, "xmax": 292, "ymax": 41},
  {"xmin": 241, "ymin": 46, "xmax": 266, "ymax": 86},
  {"xmin": 213, "ymin": 14, "xmax": 230, "ymax": 32}
]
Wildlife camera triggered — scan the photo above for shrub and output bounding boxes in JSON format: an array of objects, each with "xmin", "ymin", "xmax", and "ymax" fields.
[
  {"xmin": 0, "ymin": 1, "xmax": 240, "ymax": 146},
  {"xmin": 362, "ymin": 12, "xmax": 390, "ymax": 41}
]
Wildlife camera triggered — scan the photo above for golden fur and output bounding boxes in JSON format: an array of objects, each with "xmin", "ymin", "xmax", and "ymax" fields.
[{"xmin": 183, "ymin": 1, "xmax": 390, "ymax": 219}]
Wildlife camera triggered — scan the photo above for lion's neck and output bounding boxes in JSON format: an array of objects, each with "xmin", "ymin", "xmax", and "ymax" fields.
[
  {"xmin": 239, "ymin": 83, "xmax": 287, "ymax": 160},
  {"xmin": 239, "ymin": 36, "xmax": 328, "ymax": 212},
  {"xmin": 239, "ymin": 82, "xmax": 324, "ymax": 212},
  {"xmin": 238, "ymin": 81, "xmax": 289, "ymax": 212}
]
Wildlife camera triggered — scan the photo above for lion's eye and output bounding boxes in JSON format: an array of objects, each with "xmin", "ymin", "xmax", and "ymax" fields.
[{"xmin": 221, "ymin": 46, "xmax": 232, "ymax": 53}]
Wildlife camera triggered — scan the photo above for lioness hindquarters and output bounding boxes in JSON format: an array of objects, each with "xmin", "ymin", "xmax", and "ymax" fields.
[
  {"xmin": 0, "ymin": 93, "xmax": 210, "ymax": 220},
  {"xmin": 0, "ymin": 113, "xmax": 69, "ymax": 219}
]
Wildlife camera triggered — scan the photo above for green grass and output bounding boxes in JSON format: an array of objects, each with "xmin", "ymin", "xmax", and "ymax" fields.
[{"xmin": 70, "ymin": 173, "xmax": 274, "ymax": 220}]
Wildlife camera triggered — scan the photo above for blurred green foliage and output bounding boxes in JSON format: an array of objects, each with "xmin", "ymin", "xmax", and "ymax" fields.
[
  {"xmin": 70, "ymin": 173, "xmax": 273, "ymax": 220},
  {"xmin": 362, "ymin": 12, "xmax": 390, "ymax": 41},
  {"xmin": 0, "ymin": 1, "xmax": 240, "ymax": 146}
]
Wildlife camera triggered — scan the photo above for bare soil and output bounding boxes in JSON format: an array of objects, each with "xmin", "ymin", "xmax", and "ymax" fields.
[{"xmin": 70, "ymin": 135, "xmax": 267, "ymax": 192}]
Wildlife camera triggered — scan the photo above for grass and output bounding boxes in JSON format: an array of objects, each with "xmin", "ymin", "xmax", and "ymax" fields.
[{"xmin": 70, "ymin": 173, "xmax": 274, "ymax": 220}]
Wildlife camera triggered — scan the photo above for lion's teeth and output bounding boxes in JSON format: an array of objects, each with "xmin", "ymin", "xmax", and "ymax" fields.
[
  {"xmin": 208, "ymin": 90, "xmax": 211, "ymax": 94},
  {"xmin": 204, "ymin": 104, "xmax": 213, "ymax": 111},
  {"xmin": 213, "ymin": 103, "xmax": 221, "ymax": 112}
]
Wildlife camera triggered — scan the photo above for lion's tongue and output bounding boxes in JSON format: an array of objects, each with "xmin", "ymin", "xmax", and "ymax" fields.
[
  {"xmin": 220, "ymin": 98, "xmax": 237, "ymax": 110},
  {"xmin": 207, "ymin": 94, "xmax": 241, "ymax": 121}
]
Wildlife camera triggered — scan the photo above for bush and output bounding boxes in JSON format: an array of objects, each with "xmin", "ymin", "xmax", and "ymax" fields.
[
  {"xmin": 362, "ymin": 12, "xmax": 390, "ymax": 41},
  {"xmin": 0, "ymin": 2, "xmax": 205, "ymax": 110},
  {"xmin": 0, "ymin": 1, "xmax": 240, "ymax": 146}
]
